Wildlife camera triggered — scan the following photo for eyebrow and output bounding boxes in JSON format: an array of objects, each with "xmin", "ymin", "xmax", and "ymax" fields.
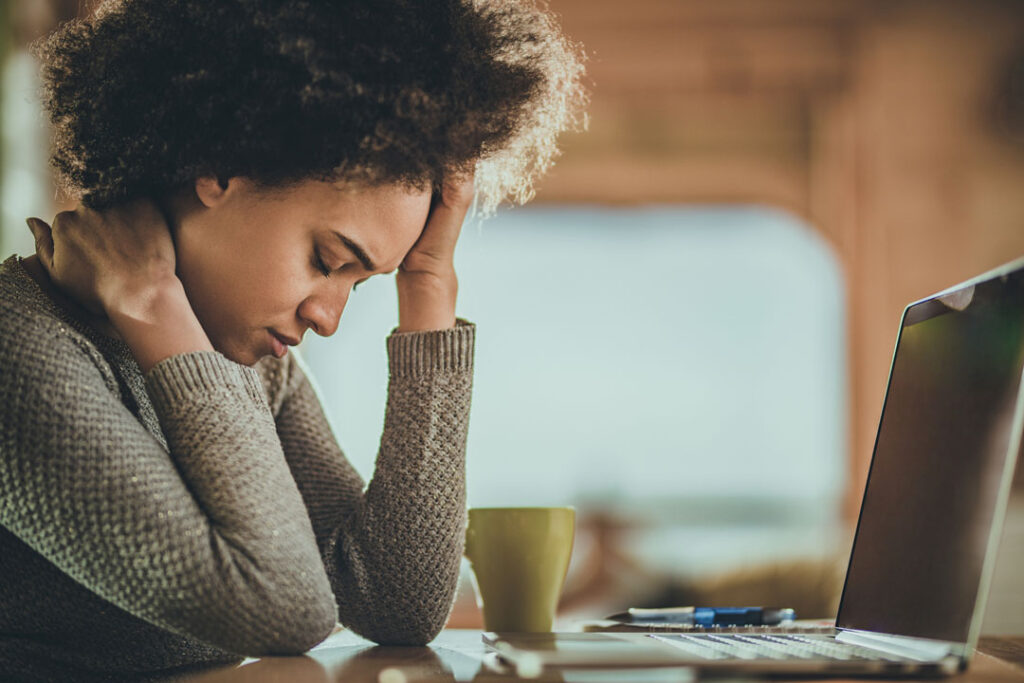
[{"xmin": 330, "ymin": 231, "xmax": 376, "ymax": 271}]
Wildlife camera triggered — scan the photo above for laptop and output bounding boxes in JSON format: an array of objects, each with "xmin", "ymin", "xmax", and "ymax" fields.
[{"xmin": 485, "ymin": 256, "xmax": 1024, "ymax": 678}]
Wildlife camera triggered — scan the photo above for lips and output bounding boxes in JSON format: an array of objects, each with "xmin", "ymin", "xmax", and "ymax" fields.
[
  {"xmin": 271, "ymin": 331, "xmax": 301, "ymax": 346},
  {"xmin": 268, "ymin": 330, "xmax": 300, "ymax": 359}
]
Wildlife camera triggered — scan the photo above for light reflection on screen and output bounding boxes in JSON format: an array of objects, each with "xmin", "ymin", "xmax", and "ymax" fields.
[{"xmin": 837, "ymin": 267, "xmax": 1024, "ymax": 643}]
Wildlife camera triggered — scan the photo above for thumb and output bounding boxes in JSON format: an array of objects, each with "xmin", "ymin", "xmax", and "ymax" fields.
[{"xmin": 26, "ymin": 217, "xmax": 54, "ymax": 267}]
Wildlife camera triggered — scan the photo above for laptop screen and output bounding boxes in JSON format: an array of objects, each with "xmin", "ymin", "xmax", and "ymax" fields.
[{"xmin": 836, "ymin": 264, "xmax": 1024, "ymax": 644}]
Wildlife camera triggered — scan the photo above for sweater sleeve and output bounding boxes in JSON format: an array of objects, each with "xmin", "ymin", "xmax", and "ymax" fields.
[
  {"xmin": 270, "ymin": 320, "xmax": 474, "ymax": 646},
  {"xmin": 0, "ymin": 335, "xmax": 337, "ymax": 656}
]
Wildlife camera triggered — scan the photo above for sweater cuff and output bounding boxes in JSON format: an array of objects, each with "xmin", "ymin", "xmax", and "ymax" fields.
[
  {"xmin": 145, "ymin": 351, "xmax": 267, "ymax": 408},
  {"xmin": 387, "ymin": 318, "xmax": 475, "ymax": 378}
]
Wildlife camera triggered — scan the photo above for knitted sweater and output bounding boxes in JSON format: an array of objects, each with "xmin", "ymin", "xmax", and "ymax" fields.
[{"xmin": 0, "ymin": 254, "xmax": 474, "ymax": 681}]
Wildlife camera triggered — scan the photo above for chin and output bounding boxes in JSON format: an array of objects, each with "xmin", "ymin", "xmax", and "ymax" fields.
[
  {"xmin": 237, "ymin": 349, "xmax": 266, "ymax": 366},
  {"xmin": 212, "ymin": 338, "xmax": 260, "ymax": 367}
]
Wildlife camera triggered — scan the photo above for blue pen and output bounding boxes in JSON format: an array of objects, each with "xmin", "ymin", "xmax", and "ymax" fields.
[{"xmin": 606, "ymin": 606, "xmax": 797, "ymax": 627}]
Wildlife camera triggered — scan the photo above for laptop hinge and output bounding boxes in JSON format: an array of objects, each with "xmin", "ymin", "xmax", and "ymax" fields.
[{"xmin": 836, "ymin": 630, "xmax": 957, "ymax": 662}]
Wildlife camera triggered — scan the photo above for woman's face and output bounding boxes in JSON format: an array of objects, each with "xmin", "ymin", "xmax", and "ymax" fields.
[{"xmin": 173, "ymin": 177, "xmax": 431, "ymax": 366}]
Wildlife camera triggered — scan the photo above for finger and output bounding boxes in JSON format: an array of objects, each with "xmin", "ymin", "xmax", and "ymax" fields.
[
  {"xmin": 413, "ymin": 177, "xmax": 475, "ymax": 259},
  {"xmin": 26, "ymin": 217, "xmax": 55, "ymax": 268},
  {"xmin": 440, "ymin": 175, "xmax": 475, "ymax": 210}
]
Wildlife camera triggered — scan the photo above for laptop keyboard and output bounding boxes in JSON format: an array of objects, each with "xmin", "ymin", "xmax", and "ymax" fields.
[{"xmin": 651, "ymin": 633, "xmax": 908, "ymax": 661}]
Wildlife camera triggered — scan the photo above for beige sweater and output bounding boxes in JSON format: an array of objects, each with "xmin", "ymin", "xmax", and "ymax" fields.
[{"xmin": 0, "ymin": 254, "xmax": 474, "ymax": 681}]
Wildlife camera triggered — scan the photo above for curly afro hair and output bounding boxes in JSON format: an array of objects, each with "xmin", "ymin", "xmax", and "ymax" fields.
[{"xmin": 34, "ymin": 0, "xmax": 587, "ymax": 214}]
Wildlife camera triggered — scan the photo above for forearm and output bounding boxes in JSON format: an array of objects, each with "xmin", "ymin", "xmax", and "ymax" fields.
[
  {"xmin": 105, "ymin": 277, "xmax": 214, "ymax": 373},
  {"xmin": 142, "ymin": 353, "xmax": 337, "ymax": 652},
  {"xmin": 327, "ymin": 322, "xmax": 475, "ymax": 645},
  {"xmin": 2, "ymin": 336, "xmax": 335, "ymax": 655}
]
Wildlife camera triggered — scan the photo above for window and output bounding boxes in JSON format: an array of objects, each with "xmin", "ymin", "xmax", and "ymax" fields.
[{"xmin": 300, "ymin": 205, "xmax": 847, "ymax": 571}]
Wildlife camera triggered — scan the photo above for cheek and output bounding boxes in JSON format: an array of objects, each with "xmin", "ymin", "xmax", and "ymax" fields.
[
  {"xmin": 230, "ymin": 257, "xmax": 307, "ymax": 314},
  {"xmin": 178, "ymin": 208, "xmax": 318, "ymax": 316},
  {"xmin": 178, "ymin": 242, "xmax": 289, "ymax": 318},
  {"xmin": 176, "ymin": 214, "xmax": 246, "ymax": 287},
  {"xmin": 249, "ymin": 246, "xmax": 320, "ymax": 311}
]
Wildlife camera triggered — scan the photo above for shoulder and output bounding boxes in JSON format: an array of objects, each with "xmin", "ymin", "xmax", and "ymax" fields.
[{"xmin": 0, "ymin": 259, "xmax": 118, "ymax": 395}]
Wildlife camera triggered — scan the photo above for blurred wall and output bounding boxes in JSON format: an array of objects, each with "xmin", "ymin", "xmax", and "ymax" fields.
[
  {"xmin": 538, "ymin": 0, "xmax": 1024, "ymax": 518},
  {"xmin": 5, "ymin": 0, "xmax": 1024, "ymax": 516}
]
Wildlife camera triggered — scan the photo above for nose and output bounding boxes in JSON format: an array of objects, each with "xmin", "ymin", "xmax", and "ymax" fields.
[{"xmin": 298, "ymin": 284, "xmax": 350, "ymax": 337}]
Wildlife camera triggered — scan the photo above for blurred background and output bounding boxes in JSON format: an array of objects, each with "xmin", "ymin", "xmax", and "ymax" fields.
[{"xmin": 2, "ymin": 0, "xmax": 1023, "ymax": 634}]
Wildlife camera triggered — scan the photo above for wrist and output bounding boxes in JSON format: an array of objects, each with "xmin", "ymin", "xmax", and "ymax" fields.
[
  {"xmin": 101, "ymin": 274, "xmax": 185, "ymax": 321},
  {"xmin": 395, "ymin": 269, "xmax": 458, "ymax": 333},
  {"xmin": 105, "ymin": 279, "xmax": 214, "ymax": 373}
]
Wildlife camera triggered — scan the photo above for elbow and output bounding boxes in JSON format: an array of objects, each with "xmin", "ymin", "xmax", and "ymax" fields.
[
  {"xmin": 355, "ymin": 625, "xmax": 442, "ymax": 648},
  {"xmin": 251, "ymin": 585, "xmax": 339, "ymax": 655},
  {"xmin": 203, "ymin": 582, "xmax": 338, "ymax": 657},
  {"xmin": 178, "ymin": 528, "xmax": 339, "ymax": 656},
  {"xmin": 365, "ymin": 622, "xmax": 443, "ymax": 647},
  {"xmin": 335, "ymin": 551, "xmax": 463, "ymax": 646},
  {"xmin": 224, "ymin": 599, "xmax": 337, "ymax": 656},
  {"xmin": 252, "ymin": 611, "xmax": 337, "ymax": 656},
  {"xmin": 343, "ymin": 599, "xmax": 450, "ymax": 647}
]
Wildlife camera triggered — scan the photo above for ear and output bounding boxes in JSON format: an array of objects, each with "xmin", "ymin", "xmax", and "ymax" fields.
[{"xmin": 194, "ymin": 176, "xmax": 237, "ymax": 208}]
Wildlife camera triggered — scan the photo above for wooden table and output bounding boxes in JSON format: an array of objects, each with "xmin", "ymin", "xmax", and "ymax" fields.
[{"xmin": 184, "ymin": 631, "xmax": 1024, "ymax": 682}]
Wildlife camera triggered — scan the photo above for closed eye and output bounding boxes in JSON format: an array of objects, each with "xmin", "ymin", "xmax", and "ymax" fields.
[{"xmin": 313, "ymin": 247, "xmax": 331, "ymax": 278}]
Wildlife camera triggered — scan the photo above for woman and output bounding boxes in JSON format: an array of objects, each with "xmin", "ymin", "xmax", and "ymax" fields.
[{"xmin": 0, "ymin": 0, "xmax": 585, "ymax": 679}]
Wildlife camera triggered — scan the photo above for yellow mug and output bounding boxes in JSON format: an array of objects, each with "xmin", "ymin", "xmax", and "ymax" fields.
[{"xmin": 464, "ymin": 507, "xmax": 575, "ymax": 632}]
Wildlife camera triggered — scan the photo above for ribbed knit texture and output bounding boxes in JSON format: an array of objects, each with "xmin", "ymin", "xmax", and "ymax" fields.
[{"xmin": 0, "ymin": 254, "xmax": 474, "ymax": 681}]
